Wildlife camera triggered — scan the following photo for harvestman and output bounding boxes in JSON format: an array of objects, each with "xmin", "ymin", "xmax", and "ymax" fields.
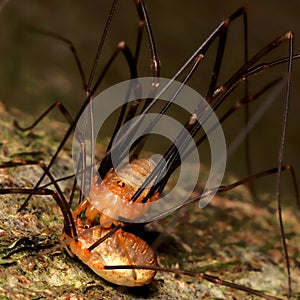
[{"xmin": 0, "ymin": 1, "xmax": 299, "ymax": 299}]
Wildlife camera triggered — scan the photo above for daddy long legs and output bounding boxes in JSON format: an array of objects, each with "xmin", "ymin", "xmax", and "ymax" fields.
[{"xmin": 0, "ymin": 1, "xmax": 300, "ymax": 299}]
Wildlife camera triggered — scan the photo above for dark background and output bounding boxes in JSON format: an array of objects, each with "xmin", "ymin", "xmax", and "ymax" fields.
[{"xmin": 0, "ymin": 0, "xmax": 299, "ymax": 205}]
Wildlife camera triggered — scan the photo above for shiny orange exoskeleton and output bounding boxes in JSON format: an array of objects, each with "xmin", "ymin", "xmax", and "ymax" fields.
[
  {"xmin": 62, "ymin": 158, "xmax": 160, "ymax": 286},
  {"xmin": 0, "ymin": 0, "xmax": 298, "ymax": 298}
]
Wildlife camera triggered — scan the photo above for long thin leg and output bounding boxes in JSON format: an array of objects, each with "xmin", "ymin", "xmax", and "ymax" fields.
[
  {"xmin": 16, "ymin": 0, "xmax": 160, "ymax": 207},
  {"xmin": 18, "ymin": 41, "xmax": 141, "ymax": 211},
  {"xmin": 3, "ymin": 3, "xmax": 298, "ymax": 297},
  {"xmin": 1, "ymin": 159, "xmax": 295, "ymax": 299},
  {"xmin": 97, "ymin": 0, "xmax": 162, "ymax": 176},
  {"xmin": 110, "ymin": 16, "xmax": 244, "ymax": 193},
  {"xmin": 107, "ymin": 8, "xmax": 247, "ymax": 168},
  {"xmin": 86, "ymin": 0, "xmax": 119, "ymax": 95},
  {"xmin": 131, "ymin": 31, "xmax": 295, "ymax": 203},
  {"xmin": 14, "ymin": 101, "xmax": 74, "ymax": 131},
  {"xmin": 276, "ymin": 31, "xmax": 294, "ymax": 298},
  {"xmin": 0, "ymin": 159, "xmax": 76, "ymax": 237},
  {"xmin": 103, "ymin": 265, "xmax": 280, "ymax": 300},
  {"xmin": 135, "ymin": 0, "xmax": 160, "ymax": 79},
  {"xmin": 144, "ymin": 164, "xmax": 299, "ymax": 223},
  {"xmin": 25, "ymin": 28, "xmax": 88, "ymax": 92},
  {"xmin": 156, "ymin": 77, "xmax": 285, "ymax": 190}
]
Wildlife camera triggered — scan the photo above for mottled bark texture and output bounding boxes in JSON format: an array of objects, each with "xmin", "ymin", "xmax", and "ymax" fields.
[{"xmin": 0, "ymin": 102, "xmax": 299, "ymax": 299}]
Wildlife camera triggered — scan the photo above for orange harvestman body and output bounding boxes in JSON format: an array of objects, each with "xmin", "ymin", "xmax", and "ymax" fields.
[
  {"xmin": 62, "ymin": 158, "xmax": 160, "ymax": 287},
  {"xmin": 0, "ymin": 0, "xmax": 299, "ymax": 299}
]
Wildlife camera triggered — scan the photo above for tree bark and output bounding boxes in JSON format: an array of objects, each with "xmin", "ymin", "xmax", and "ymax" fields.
[{"xmin": 0, "ymin": 102, "xmax": 299, "ymax": 299}]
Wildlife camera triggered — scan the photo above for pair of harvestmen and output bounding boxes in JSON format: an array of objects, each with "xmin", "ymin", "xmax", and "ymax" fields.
[{"xmin": 1, "ymin": 0, "xmax": 299, "ymax": 299}]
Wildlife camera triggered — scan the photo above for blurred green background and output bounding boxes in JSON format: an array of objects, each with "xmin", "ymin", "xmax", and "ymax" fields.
[{"xmin": 0, "ymin": 0, "xmax": 299, "ymax": 204}]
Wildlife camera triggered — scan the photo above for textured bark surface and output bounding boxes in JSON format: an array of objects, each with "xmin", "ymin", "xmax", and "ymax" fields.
[{"xmin": 0, "ymin": 102, "xmax": 300, "ymax": 299}]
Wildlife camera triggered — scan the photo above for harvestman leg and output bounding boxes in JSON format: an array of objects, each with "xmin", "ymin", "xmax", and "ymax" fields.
[
  {"xmin": 0, "ymin": 158, "xmax": 295, "ymax": 300},
  {"xmin": 10, "ymin": 6, "xmax": 274, "ymax": 212},
  {"xmin": 124, "ymin": 19, "xmax": 296, "ymax": 299},
  {"xmin": 14, "ymin": 0, "xmax": 161, "ymax": 210},
  {"xmin": 0, "ymin": 159, "xmax": 77, "ymax": 239},
  {"xmin": 0, "ymin": 161, "xmax": 285, "ymax": 300},
  {"xmin": 2, "ymin": 1, "xmax": 299, "ymax": 298},
  {"xmin": 130, "ymin": 31, "xmax": 295, "ymax": 201}
]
